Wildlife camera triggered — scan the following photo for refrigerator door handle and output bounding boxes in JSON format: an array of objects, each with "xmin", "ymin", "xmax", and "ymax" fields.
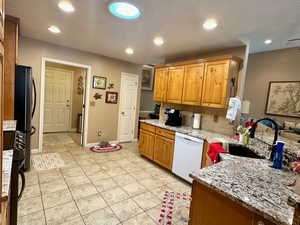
[
  {"xmin": 18, "ymin": 170, "xmax": 26, "ymax": 201},
  {"xmin": 32, "ymin": 78, "xmax": 37, "ymax": 118}
]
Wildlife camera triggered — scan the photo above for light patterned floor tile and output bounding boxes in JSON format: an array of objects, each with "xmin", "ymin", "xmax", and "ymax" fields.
[
  {"xmin": 81, "ymin": 164, "xmax": 103, "ymax": 176},
  {"xmin": 105, "ymin": 166, "xmax": 128, "ymax": 177},
  {"xmin": 111, "ymin": 199, "xmax": 143, "ymax": 222},
  {"xmin": 102, "ymin": 187, "xmax": 129, "ymax": 205},
  {"xmin": 83, "ymin": 207, "xmax": 120, "ymax": 225},
  {"xmin": 94, "ymin": 178, "xmax": 118, "ymax": 192},
  {"xmin": 61, "ymin": 166, "xmax": 85, "ymax": 177},
  {"xmin": 38, "ymin": 169, "xmax": 64, "ymax": 184},
  {"xmin": 21, "ymin": 184, "xmax": 41, "ymax": 200},
  {"xmin": 75, "ymin": 193, "xmax": 107, "ymax": 215},
  {"xmin": 122, "ymin": 182, "xmax": 147, "ymax": 197},
  {"xmin": 70, "ymin": 183, "xmax": 98, "ymax": 200},
  {"xmin": 42, "ymin": 189, "xmax": 73, "ymax": 209},
  {"xmin": 88, "ymin": 171, "xmax": 110, "ymax": 184},
  {"xmin": 45, "ymin": 201, "xmax": 80, "ymax": 225},
  {"xmin": 132, "ymin": 192, "xmax": 161, "ymax": 210},
  {"xmin": 122, "ymin": 213, "xmax": 156, "ymax": 225},
  {"xmin": 139, "ymin": 178, "xmax": 165, "ymax": 189},
  {"xmin": 113, "ymin": 174, "xmax": 136, "ymax": 186},
  {"xmin": 64, "ymin": 174, "xmax": 90, "ymax": 186},
  {"xmin": 18, "ymin": 210, "xmax": 46, "ymax": 225},
  {"xmin": 145, "ymin": 205, "xmax": 161, "ymax": 223},
  {"xmin": 59, "ymin": 216, "xmax": 85, "ymax": 225},
  {"xmin": 18, "ymin": 196, "xmax": 43, "ymax": 217},
  {"xmin": 129, "ymin": 169, "xmax": 153, "ymax": 180},
  {"xmin": 40, "ymin": 179, "xmax": 68, "ymax": 194}
]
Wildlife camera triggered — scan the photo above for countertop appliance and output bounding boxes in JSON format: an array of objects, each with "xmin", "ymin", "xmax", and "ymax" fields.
[
  {"xmin": 165, "ymin": 109, "xmax": 182, "ymax": 127},
  {"xmin": 172, "ymin": 132, "xmax": 204, "ymax": 183},
  {"xmin": 15, "ymin": 65, "xmax": 36, "ymax": 171},
  {"xmin": 192, "ymin": 113, "xmax": 201, "ymax": 129}
]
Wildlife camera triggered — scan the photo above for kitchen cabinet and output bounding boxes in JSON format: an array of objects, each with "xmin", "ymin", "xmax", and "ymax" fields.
[
  {"xmin": 153, "ymin": 56, "xmax": 242, "ymax": 109},
  {"xmin": 166, "ymin": 66, "xmax": 185, "ymax": 104},
  {"xmin": 139, "ymin": 130, "xmax": 155, "ymax": 160},
  {"xmin": 201, "ymin": 60, "xmax": 231, "ymax": 108},
  {"xmin": 139, "ymin": 123, "xmax": 175, "ymax": 170},
  {"xmin": 0, "ymin": 0, "xmax": 4, "ymax": 41},
  {"xmin": 153, "ymin": 134, "xmax": 174, "ymax": 170},
  {"xmin": 201, "ymin": 141, "xmax": 212, "ymax": 168},
  {"xmin": 182, "ymin": 63, "xmax": 204, "ymax": 106},
  {"xmin": 153, "ymin": 67, "xmax": 168, "ymax": 102},
  {"xmin": 0, "ymin": 41, "xmax": 3, "ymax": 202},
  {"xmin": 189, "ymin": 181, "xmax": 276, "ymax": 225},
  {"xmin": 3, "ymin": 15, "xmax": 19, "ymax": 120}
]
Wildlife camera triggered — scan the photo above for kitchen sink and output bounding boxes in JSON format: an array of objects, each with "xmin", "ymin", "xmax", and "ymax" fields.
[{"xmin": 227, "ymin": 144, "xmax": 263, "ymax": 159}]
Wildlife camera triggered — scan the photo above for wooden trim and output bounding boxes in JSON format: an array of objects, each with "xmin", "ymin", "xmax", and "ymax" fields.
[{"xmin": 155, "ymin": 55, "xmax": 243, "ymax": 69}]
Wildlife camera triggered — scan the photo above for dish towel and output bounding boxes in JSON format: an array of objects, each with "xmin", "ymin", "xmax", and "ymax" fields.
[
  {"xmin": 226, "ymin": 97, "xmax": 241, "ymax": 121},
  {"xmin": 208, "ymin": 143, "xmax": 228, "ymax": 164}
]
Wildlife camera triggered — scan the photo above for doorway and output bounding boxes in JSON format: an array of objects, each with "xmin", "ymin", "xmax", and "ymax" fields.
[
  {"xmin": 118, "ymin": 72, "xmax": 139, "ymax": 142},
  {"xmin": 39, "ymin": 58, "xmax": 91, "ymax": 151}
]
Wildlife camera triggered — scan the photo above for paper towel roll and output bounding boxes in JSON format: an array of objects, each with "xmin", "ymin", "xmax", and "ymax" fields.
[{"xmin": 193, "ymin": 113, "xmax": 201, "ymax": 129}]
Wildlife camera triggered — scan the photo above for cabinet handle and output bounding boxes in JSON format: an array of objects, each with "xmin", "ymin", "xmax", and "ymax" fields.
[{"xmin": 257, "ymin": 221, "xmax": 265, "ymax": 225}]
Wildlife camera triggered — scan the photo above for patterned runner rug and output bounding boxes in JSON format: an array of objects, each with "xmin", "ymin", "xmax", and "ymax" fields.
[{"xmin": 158, "ymin": 191, "xmax": 191, "ymax": 225}]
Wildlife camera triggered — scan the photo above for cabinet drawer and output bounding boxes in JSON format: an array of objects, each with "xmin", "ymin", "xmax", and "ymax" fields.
[
  {"xmin": 140, "ymin": 123, "xmax": 156, "ymax": 133},
  {"xmin": 155, "ymin": 127, "xmax": 175, "ymax": 140}
]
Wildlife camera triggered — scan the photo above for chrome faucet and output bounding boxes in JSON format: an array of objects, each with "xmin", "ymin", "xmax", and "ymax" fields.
[{"xmin": 249, "ymin": 118, "xmax": 279, "ymax": 161}]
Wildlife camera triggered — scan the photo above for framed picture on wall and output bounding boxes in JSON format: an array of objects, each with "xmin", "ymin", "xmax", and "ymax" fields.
[
  {"xmin": 105, "ymin": 92, "xmax": 118, "ymax": 104},
  {"xmin": 93, "ymin": 76, "xmax": 107, "ymax": 89},
  {"xmin": 141, "ymin": 65, "xmax": 154, "ymax": 91},
  {"xmin": 265, "ymin": 81, "xmax": 300, "ymax": 118}
]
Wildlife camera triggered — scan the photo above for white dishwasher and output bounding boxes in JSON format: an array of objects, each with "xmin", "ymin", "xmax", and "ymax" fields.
[{"xmin": 172, "ymin": 132, "xmax": 204, "ymax": 183}]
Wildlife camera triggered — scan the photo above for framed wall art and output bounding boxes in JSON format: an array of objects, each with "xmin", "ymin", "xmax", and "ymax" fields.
[
  {"xmin": 93, "ymin": 76, "xmax": 107, "ymax": 89},
  {"xmin": 105, "ymin": 91, "xmax": 118, "ymax": 104},
  {"xmin": 265, "ymin": 81, "xmax": 300, "ymax": 118},
  {"xmin": 141, "ymin": 65, "xmax": 154, "ymax": 91}
]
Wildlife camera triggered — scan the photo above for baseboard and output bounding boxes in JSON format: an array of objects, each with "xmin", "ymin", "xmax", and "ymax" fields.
[
  {"xmin": 31, "ymin": 148, "xmax": 41, "ymax": 154},
  {"xmin": 69, "ymin": 128, "xmax": 77, "ymax": 132}
]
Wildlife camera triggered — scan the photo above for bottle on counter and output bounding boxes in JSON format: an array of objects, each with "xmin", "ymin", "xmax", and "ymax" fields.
[{"xmin": 272, "ymin": 141, "xmax": 285, "ymax": 169}]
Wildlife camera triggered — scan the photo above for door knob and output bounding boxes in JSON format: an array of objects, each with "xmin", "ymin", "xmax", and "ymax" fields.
[
  {"xmin": 121, "ymin": 112, "xmax": 125, "ymax": 115},
  {"xmin": 66, "ymin": 105, "xmax": 70, "ymax": 107}
]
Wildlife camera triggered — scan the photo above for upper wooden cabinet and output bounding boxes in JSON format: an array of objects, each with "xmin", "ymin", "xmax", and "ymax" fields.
[
  {"xmin": 201, "ymin": 60, "xmax": 230, "ymax": 108},
  {"xmin": 4, "ymin": 16, "xmax": 19, "ymax": 120},
  {"xmin": 153, "ymin": 56, "xmax": 242, "ymax": 109},
  {"xmin": 0, "ymin": 0, "xmax": 4, "ymax": 41},
  {"xmin": 182, "ymin": 63, "xmax": 204, "ymax": 106},
  {"xmin": 166, "ymin": 66, "xmax": 185, "ymax": 104},
  {"xmin": 153, "ymin": 67, "xmax": 168, "ymax": 102}
]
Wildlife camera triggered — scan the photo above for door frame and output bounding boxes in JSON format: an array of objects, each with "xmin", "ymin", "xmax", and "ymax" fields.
[
  {"xmin": 117, "ymin": 72, "xmax": 139, "ymax": 142},
  {"xmin": 39, "ymin": 57, "xmax": 92, "ymax": 152},
  {"xmin": 44, "ymin": 66, "xmax": 74, "ymax": 132}
]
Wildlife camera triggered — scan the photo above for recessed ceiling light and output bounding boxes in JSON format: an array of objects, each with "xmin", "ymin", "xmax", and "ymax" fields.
[
  {"xmin": 48, "ymin": 25, "xmax": 61, "ymax": 34},
  {"xmin": 153, "ymin": 37, "xmax": 164, "ymax": 46},
  {"xmin": 264, "ymin": 39, "xmax": 272, "ymax": 45},
  {"xmin": 58, "ymin": 1, "xmax": 75, "ymax": 13},
  {"xmin": 108, "ymin": 1, "xmax": 141, "ymax": 19},
  {"xmin": 203, "ymin": 18, "xmax": 218, "ymax": 30},
  {"xmin": 125, "ymin": 47, "xmax": 134, "ymax": 55}
]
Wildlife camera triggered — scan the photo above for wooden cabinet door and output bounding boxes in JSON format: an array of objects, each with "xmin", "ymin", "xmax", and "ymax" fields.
[
  {"xmin": 153, "ymin": 135, "xmax": 174, "ymax": 170},
  {"xmin": 182, "ymin": 63, "xmax": 204, "ymax": 106},
  {"xmin": 139, "ymin": 130, "xmax": 155, "ymax": 160},
  {"xmin": 153, "ymin": 67, "xmax": 168, "ymax": 102},
  {"xmin": 166, "ymin": 66, "xmax": 185, "ymax": 104},
  {"xmin": 0, "ymin": 0, "xmax": 4, "ymax": 41},
  {"xmin": 201, "ymin": 60, "xmax": 230, "ymax": 108},
  {"xmin": 0, "ymin": 42, "xmax": 4, "ymax": 201}
]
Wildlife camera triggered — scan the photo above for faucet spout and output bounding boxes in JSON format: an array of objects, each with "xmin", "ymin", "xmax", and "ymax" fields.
[{"xmin": 249, "ymin": 118, "xmax": 279, "ymax": 161}]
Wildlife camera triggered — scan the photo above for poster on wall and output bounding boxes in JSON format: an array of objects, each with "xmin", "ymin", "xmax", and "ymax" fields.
[
  {"xmin": 265, "ymin": 81, "xmax": 300, "ymax": 118},
  {"xmin": 105, "ymin": 92, "xmax": 118, "ymax": 104},
  {"xmin": 93, "ymin": 76, "xmax": 107, "ymax": 89},
  {"xmin": 141, "ymin": 65, "xmax": 154, "ymax": 91}
]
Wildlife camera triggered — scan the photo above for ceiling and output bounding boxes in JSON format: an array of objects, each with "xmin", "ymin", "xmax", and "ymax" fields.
[{"xmin": 6, "ymin": 0, "xmax": 300, "ymax": 65}]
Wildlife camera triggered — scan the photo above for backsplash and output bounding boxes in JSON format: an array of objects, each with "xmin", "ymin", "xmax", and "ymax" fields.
[{"xmin": 159, "ymin": 103, "xmax": 235, "ymax": 136}]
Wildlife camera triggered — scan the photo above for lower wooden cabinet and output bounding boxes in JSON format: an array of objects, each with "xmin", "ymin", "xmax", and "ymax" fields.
[
  {"xmin": 189, "ymin": 181, "xmax": 276, "ymax": 225},
  {"xmin": 139, "ymin": 123, "xmax": 175, "ymax": 170},
  {"xmin": 153, "ymin": 135, "xmax": 174, "ymax": 170},
  {"xmin": 139, "ymin": 130, "xmax": 155, "ymax": 160}
]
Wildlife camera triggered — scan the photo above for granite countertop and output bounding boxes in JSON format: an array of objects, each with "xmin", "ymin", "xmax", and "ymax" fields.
[
  {"xmin": 1, "ymin": 150, "xmax": 13, "ymax": 201},
  {"xmin": 190, "ymin": 154, "xmax": 299, "ymax": 225}
]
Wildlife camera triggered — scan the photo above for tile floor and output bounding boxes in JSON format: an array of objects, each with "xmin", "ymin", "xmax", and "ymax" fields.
[{"xmin": 18, "ymin": 133, "xmax": 191, "ymax": 225}]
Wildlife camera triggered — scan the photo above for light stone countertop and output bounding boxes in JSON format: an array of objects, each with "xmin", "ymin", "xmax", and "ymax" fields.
[
  {"xmin": 2, "ymin": 150, "xmax": 13, "ymax": 200},
  {"xmin": 190, "ymin": 154, "xmax": 298, "ymax": 225}
]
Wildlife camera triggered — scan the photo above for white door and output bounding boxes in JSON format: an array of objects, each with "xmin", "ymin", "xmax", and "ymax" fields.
[
  {"xmin": 118, "ymin": 73, "xmax": 139, "ymax": 142},
  {"xmin": 44, "ymin": 67, "xmax": 73, "ymax": 133}
]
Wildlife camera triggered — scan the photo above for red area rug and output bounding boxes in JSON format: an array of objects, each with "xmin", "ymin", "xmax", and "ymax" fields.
[
  {"xmin": 90, "ymin": 144, "xmax": 122, "ymax": 153},
  {"xmin": 158, "ymin": 191, "xmax": 191, "ymax": 225}
]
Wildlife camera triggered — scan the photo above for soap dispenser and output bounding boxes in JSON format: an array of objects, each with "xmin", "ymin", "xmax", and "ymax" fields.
[{"xmin": 272, "ymin": 141, "xmax": 285, "ymax": 169}]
